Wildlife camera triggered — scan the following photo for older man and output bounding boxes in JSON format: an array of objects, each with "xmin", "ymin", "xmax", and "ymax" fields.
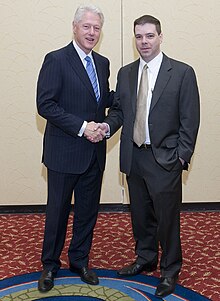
[{"xmin": 36, "ymin": 4, "xmax": 113, "ymax": 292}]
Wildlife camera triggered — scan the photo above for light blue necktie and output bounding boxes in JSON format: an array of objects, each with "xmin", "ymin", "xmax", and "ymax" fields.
[{"xmin": 85, "ymin": 56, "xmax": 100, "ymax": 102}]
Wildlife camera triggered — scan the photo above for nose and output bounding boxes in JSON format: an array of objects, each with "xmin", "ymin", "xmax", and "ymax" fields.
[
  {"xmin": 89, "ymin": 26, "xmax": 95, "ymax": 35},
  {"xmin": 142, "ymin": 36, "xmax": 148, "ymax": 44}
]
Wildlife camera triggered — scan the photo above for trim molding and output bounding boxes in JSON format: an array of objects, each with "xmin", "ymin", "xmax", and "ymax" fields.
[{"xmin": 0, "ymin": 202, "xmax": 219, "ymax": 214}]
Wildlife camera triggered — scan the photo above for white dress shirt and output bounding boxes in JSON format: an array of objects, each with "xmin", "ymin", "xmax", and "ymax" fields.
[
  {"xmin": 72, "ymin": 40, "xmax": 100, "ymax": 136},
  {"xmin": 138, "ymin": 52, "xmax": 163, "ymax": 144}
]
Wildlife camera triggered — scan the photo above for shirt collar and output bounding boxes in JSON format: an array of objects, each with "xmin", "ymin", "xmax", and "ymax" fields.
[
  {"xmin": 72, "ymin": 40, "xmax": 93, "ymax": 61},
  {"xmin": 139, "ymin": 52, "xmax": 163, "ymax": 71}
]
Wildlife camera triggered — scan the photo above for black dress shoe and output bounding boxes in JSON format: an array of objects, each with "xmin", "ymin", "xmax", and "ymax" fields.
[
  {"xmin": 117, "ymin": 262, "xmax": 157, "ymax": 276},
  {"xmin": 70, "ymin": 266, "xmax": 99, "ymax": 285},
  {"xmin": 38, "ymin": 269, "xmax": 56, "ymax": 292},
  {"xmin": 155, "ymin": 276, "xmax": 178, "ymax": 298}
]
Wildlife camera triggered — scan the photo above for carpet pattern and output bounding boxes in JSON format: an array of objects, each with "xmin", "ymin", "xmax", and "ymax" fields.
[
  {"xmin": 0, "ymin": 212, "xmax": 219, "ymax": 300},
  {"xmin": 0, "ymin": 269, "xmax": 210, "ymax": 300}
]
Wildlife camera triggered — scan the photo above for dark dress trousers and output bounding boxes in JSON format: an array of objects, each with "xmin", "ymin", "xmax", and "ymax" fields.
[
  {"xmin": 37, "ymin": 42, "xmax": 113, "ymax": 272},
  {"xmin": 105, "ymin": 54, "xmax": 200, "ymax": 277}
]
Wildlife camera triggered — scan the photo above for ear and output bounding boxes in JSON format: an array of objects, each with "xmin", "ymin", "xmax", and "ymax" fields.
[
  {"xmin": 159, "ymin": 33, "xmax": 163, "ymax": 44},
  {"xmin": 72, "ymin": 21, "xmax": 76, "ymax": 34}
]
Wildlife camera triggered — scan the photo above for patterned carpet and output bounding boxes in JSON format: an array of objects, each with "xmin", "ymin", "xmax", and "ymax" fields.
[
  {"xmin": 0, "ymin": 269, "xmax": 210, "ymax": 300},
  {"xmin": 0, "ymin": 212, "xmax": 219, "ymax": 300}
]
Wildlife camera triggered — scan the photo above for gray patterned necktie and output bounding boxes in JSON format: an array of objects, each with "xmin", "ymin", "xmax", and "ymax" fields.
[{"xmin": 133, "ymin": 64, "xmax": 148, "ymax": 146}]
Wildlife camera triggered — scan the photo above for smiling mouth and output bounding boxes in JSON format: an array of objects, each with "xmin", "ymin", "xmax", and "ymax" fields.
[{"xmin": 86, "ymin": 38, "xmax": 95, "ymax": 42}]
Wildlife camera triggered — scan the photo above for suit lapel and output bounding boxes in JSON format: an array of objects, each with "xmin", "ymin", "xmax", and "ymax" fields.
[
  {"xmin": 150, "ymin": 54, "xmax": 172, "ymax": 112},
  {"xmin": 65, "ymin": 43, "xmax": 97, "ymax": 101},
  {"xmin": 129, "ymin": 59, "xmax": 139, "ymax": 114}
]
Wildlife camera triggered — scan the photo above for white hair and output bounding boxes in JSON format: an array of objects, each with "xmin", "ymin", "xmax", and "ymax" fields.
[{"xmin": 73, "ymin": 4, "xmax": 104, "ymax": 27}]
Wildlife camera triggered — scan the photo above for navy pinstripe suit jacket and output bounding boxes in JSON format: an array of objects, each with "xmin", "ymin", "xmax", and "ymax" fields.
[{"xmin": 37, "ymin": 42, "xmax": 113, "ymax": 174}]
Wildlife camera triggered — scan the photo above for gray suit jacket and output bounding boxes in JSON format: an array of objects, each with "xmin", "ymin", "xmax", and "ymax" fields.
[{"xmin": 105, "ymin": 53, "xmax": 200, "ymax": 174}]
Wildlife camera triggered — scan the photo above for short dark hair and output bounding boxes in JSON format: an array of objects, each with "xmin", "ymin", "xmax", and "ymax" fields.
[{"xmin": 134, "ymin": 15, "xmax": 161, "ymax": 34}]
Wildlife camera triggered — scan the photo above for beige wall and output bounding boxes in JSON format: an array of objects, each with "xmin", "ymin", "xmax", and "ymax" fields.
[{"xmin": 0, "ymin": 0, "xmax": 219, "ymax": 205}]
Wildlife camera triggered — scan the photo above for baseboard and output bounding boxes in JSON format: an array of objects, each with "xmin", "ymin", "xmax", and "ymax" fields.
[
  {"xmin": 181, "ymin": 202, "xmax": 220, "ymax": 211},
  {"xmin": 0, "ymin": 204, "xmax": 130, "ymax": 214},
  {"xmin": 0, "ymin": 202, "xmax": 219, "ymax": 214}
]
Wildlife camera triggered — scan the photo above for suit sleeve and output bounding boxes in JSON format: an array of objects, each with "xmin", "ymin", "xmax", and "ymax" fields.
[
  {"xmin": 36, "ymin": 53, "xmax": 84, "ymax": 137},
  {"xmin": 178, "ymin": 66, "xmax": 200, "ymax": 163},
  {"xmin": 104, "ymin": 69, "xmax": 123, "ymax": 135},
  {"xmin": 105, "ymin": 59, "xmax": 114, "ymax": 108}
]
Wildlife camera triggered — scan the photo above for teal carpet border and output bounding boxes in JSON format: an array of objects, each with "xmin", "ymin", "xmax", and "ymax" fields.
[{"xmin": 0, "ymin": 269, "xmax": 210, "ymax": 301}]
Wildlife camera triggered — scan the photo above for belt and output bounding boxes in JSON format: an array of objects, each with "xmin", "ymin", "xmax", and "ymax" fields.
[{"xmin": 133, "ymin": 142, "xmax": 151, "ymax": 149}]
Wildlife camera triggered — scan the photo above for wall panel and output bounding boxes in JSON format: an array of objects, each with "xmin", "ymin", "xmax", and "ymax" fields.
[
  {"xmin": 0, "ymin": 0, "xmax": 219, "ymax": 205},
  {"xmin": 0, "ymin": 0, "xmax": 121, "ymax": 205},
  {"xmin": 122, "ymin": 0, "xmax": 220, "ymax": 203}
]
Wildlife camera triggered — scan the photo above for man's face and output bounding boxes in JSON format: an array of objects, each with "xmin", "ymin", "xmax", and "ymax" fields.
[
  {"xmin": 73, "ymin": 11, "xmax": 102, "ymax": 54},
  {"xmin": 135, "ymin": 23, "xmax": 163, "ymax": 62}
]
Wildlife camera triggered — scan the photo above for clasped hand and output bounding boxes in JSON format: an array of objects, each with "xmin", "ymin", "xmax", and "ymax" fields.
[{"xmin": 84, "ymin": 121, "xmax": 108, "ymax": 143}]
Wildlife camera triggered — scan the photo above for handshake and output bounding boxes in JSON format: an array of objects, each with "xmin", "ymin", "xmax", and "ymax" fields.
[{"xmin": 84, "ymin": 121, "xmax": 109, "ymax": 143}]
